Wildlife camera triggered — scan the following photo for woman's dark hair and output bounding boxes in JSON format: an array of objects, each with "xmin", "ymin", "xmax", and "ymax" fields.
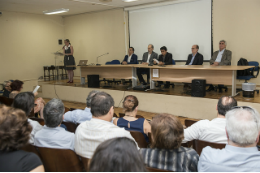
[
  {"xmin": 151, "ymin": 113, "xmax": 184, "ymax": 150},
  {"xmin": 89, "ymin": 137, "xmax": 146, "ymax": 172},
  {"xmin": 10, "ymin": 80, "xmax": 24, "ymax": 91},
  {"xmin": 123, "ymin": 95, "xmax": 139, "ymax": 113},
  {"xmin": 0, "ymin": 106, "xmax": 32, "ymax": 151},
  {"xmin": 12, "ymin": 92, "xmax": 34, "ymax": 116}
]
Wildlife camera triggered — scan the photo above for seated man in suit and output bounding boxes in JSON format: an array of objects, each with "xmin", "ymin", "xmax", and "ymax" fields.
[
  {"xmin": 137, "ymin": 44, "xmax": 158, "ymax": 85},
  {"xmin": 185, "ymin": 45, "xmax": 203, "ymax": 65},
  {"xmin": 207, "ymin": 40, "xmax": 232, "ymax": 92},
  {"xmin": 154, "ymin": 46, "xmax": 173, "ymax": 88},
  {"xmin": 121, "ymin": 47, "xmax": 138, "ymax": 65}
]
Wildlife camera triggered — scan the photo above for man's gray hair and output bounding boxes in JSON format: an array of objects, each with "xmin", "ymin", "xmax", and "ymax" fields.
[
  {"xmin": 219, "ymin": 40, "xmax": 227, "ymax": 46},
  {"xmin": 148, "ymin": 44, "xmax": 154, "ymax": 49},
  {"xmin": 86, "ymin": 90, "xmax": 101, "ymax": 107},
  {"xmin": 226, "ymin": 107, "xmax": 260, "ymax": 147},
  {"xmin": 43, "ymin": 98, "xmax": 65, "ymax": 127}
]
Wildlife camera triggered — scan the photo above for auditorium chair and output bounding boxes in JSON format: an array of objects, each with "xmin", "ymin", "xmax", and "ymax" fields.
[
  {"xmin": 193, "ymin": 140, "xmax": 226, "ymax": 155},
  {"xmin": 21, "ymin": 144, "xmax": 40, "ymax": 158},
  {"xmin": 118, "ymin": 113, "xmax": 144, "ymax": 119},
  {"xmin": 61, "ymin": 121, "xmax": 79, "ymax": 133},
  {"xmin": 29, "ymin": 117, "xmax": 45, "ymax": 126},
  {"xmin": 80, "ymin": 156, "xmax": 91, "ymax": 171},
  {"xmin": 0, "ymin": 96, "xmax": 13, "ymax": 106},
  {"xmin": 129, "ymin": 131, "xmax": 149, "ymax": 148},
  {"xmin": 146, "ymin": 166, "xmax": 171, "ymax": 172},
  {"xmin": 37, "ymin": 147, "xmax": 84, "ymax": 172},
  {"xmin": 184, "ymin": 119, "xmax": 197, "ymax": 128},
  {"xmin": 183, "ymin": 119, "xmax": 199, "ymax": 148},
  {"xmin": 113, "ymin": 113, "xmax": 118, "ymax": 118}
]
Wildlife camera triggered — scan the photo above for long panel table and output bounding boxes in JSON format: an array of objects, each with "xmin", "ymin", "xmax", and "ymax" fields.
[{"xmin": 80, "ymin": 65, "xmax": 253, "ymax": 96}]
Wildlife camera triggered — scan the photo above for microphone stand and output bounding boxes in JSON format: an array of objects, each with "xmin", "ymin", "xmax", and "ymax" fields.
[{"xmin": 96, "ymin": 53, "xmax": 109, "ymax": 66}]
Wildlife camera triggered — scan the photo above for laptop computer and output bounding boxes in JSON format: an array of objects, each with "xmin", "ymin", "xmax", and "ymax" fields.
[{"xmin": 78, "ymin": 60, "xmax": 88, "ymax": 66}]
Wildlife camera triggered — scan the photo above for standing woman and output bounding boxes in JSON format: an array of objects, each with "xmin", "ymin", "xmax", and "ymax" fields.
[{"xmin": 63, "ymin": 39, "xmax": 76, "ymax": 83}]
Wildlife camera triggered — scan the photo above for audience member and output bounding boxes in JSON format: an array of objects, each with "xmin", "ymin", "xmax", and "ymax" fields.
[
  {"xmin": 2, "ymin": 81, "xmax": 12, "ymax": 98},
  {"xmin": 34, "ymin": 99, "xmax": 74, "ymax": 150},
  {"xmin": 113, "ymin": 95, "xmax": 151, "ymax": 142},
  {"xmin": 75, "ymin": 92, "xmax": 137, "ymax": 158},
  {"xmin": 12, "ymin": 92, "xmax": 42, "ymax": 144},
  {"xmin": 34, "ymin": 97, "xmax": 46, "ymax": 119},
  {"xmin": 63, "ymin": 90, "xmax": 100, "ymax": 124},
  {"xmin": 89, "ymin": 137, "xmax": 146, "ymax": 172},
  {"xmin": 198, "ymin": 106, "xmax": 260, "ymax": 171},
  {"xmin": 183, "ymin": 96, "xmax": 237, "ymax": 144},
  {"xmin": 140, "ymin": 113, "xmax": 199, "ymax": 172},
  {"xmin": 0, "ymin": 106, "xmax": 44, "ymax": 172},
  {"xmin": 9, "ymin": 80, "xmax": 24, "ymax": 99}
]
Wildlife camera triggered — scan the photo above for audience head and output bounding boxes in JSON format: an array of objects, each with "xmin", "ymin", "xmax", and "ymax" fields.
[
  {"xmin": 89, "ymin": 137, "xmax": 146, "ymax": 172},
  {"xmin": 43, "ymin": 98, "xmax": 65, "ymax": 128},
  {"xmin": 217, "ymin": 96, "xmax": 237, "ymax": 116},
  {"xmin": 160, "ymin": 46, "xmax": 167, "ymax": 56},
  {"xmin": 148, "ymin": 44, "xmax": 154, "ymax": 53},
  {"xmin": 0, "ymin": 106, "xmax": 32, "ymax": 151},
  {"xmin": 191, "ymin": 45, "xmax": 199, "ymax": 54},
  {"xmin": 123, "ymin": 95, "xmax": 139, "ymax": 113},
  {"xmin": 64, "ymin": 39, "xmax": 70, "ymax": 45},
  {"xmin": 3, "ymin": 81, "xmax": 12, "ymax": 92},
  {"xmin": 128, "ymin": 47, "xmax": 134, "ymax": 55},
  {"xmin": 219, "ymin": 40, "xmax": 227, "ymax": 50},
  {"xmin": 12, "ymin": 92, "xmax": 34, "ymax": 116},
  {"xmin": 86, "ymin": 90, "xmax": 100, "ymax": 108},
  {"xmin": 151, "ymin": 113, "xmax": 184, "ymax": 150},
  {"xmin": 91, "ymin": 92, "xmax": 114, "ymax": 119},
  {"xmin": 10, "ymin": 80, "xmax": 24, "ymax": 92},
  {"xmin": 226, "ymin": 106, "xmax": 260, "ymax": 147}
]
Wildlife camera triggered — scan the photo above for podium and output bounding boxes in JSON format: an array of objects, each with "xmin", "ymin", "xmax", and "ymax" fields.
[{"xmin": 53, "ymin": 52, "xmax": 65, "ymax": 80}]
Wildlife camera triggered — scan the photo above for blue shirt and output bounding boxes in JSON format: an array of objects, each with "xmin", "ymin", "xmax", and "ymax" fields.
[
  {"xmin": 63, "ymin": 107, "xmax": 92, "ymax": 124},
  {"xmin": 34, "ymin": 125, "xmax": 75, "ymax": 151},
  {"xmin": 198, "ymin": 145, "xmax": 260, "ymax": 172},
  {"xmin": 189, "ymin": 53, "xmax": 197, "ymax": 65}
]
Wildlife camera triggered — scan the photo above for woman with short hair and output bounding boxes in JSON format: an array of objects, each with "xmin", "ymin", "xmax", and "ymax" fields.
[
  {"xmin": 9, "ymin": 80, "xmax": 24, "ymax": 98},
  {"xmin": 89, "ymin": 137, "xmax": 146, "ymax": 172},
  {"xmin": 139, "ymin": 113, "xmax": 199, "ymax": 172},
  {"xmin": 0, "ymin": 106, "xmax": 44, "ymax": 172}
]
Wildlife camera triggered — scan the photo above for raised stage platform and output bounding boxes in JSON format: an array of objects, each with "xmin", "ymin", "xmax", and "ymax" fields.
[{"xmin": 38, "ymin": 79, "xmax": 260, "ymax": 121}]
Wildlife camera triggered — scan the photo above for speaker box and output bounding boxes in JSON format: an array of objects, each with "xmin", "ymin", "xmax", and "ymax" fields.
[
  {"xmin": 88, "ymin": 75, "xmax": 100, "ymax": 88},
  {"xmin": 191, "ymin": 79, "xmax": 206, "ymax": 97}
]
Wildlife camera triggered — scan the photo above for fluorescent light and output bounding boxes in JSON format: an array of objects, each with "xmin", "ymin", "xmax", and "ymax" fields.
[
  {"xmin": 122, "ymin": 0, "xmax": 138, "ymax": 2},
  {"xmin": 43, "ymin": 8, "xmax": 69, "ymax": 15}
]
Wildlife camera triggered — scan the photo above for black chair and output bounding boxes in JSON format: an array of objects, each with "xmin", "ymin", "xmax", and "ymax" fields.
[
  {"xmin": 61, "ymin": 121, "xmax": 79, "ymax": 133},
  {"xmin": 193, "ymin": 140, "xmax": 226, "ymax": 155}
]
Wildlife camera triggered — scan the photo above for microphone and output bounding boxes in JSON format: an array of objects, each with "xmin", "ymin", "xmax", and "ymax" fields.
[{"xmin": 96, "ymin": 52, "xmax": 109, "ymax": 66}]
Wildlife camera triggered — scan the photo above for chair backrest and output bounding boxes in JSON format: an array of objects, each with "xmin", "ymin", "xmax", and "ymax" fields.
[
  {"xmin": 37, "ymin": 147, "xmax": 83, "ymax": 172},
  {"xmin": 184, "ymin": 119, "xmax": 197, "ymax": 128},
  {"xmin": 61, "ymin": 121, "xmax": 79, "ymax": 133},
  {"xmin": 80, "ymin": 156, "xmax": 91, "ymax": 171},
  {"xmin": 30, "ymin": 117, "xmax": 45, "ymax": 126},
  {"xmin": 113, "ymin": 113, "xmax": 118, "ymax": 118},
  {"xmin": 248, "ymin": 61, "xmax": 259, "ymax": 71},
  {"xmin": 129, "ymin": 131, "xmax": 149, "ymax": 148},
  {"xmin": 146, "ymin": 166, "xmax": 171, "ymax": 172},
  {"xmin": 21, "ymin": 144, "xmax": 40, "ymax": 157},
  {"xmin": 172, "ymin": 59, "xmax": 176, "ymax": 65},
  {"xmin": 0, "ymin": 96, "xmax": 14, "ymax": 106},
  {"xmin": 119, "ymin": 113, "xmax": 144, "ymax": 119},
  {"xmin": 65, "ymin": 107, "xmax": 70, "ymax": 113},
  {"xmin": 110, "ymin": 60, "xmax": 120, "ymax": 64},
  {"xmin": 193, "ymin": 140, "xmax": 226, "ymax": 155}
]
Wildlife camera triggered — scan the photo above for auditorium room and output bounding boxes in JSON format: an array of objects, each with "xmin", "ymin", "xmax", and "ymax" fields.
[{"xmin": 0, "ymin": 0, "xmax": 260, "ymax": 172}]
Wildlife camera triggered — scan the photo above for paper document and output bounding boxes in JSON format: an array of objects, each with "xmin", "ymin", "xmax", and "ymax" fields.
[
  {"xmin": 33, "ymin": 85, "xmax": 40, "ymax": 93},
  {"xmin": 153, "ymin": 69, "xmax": 159, "ymax": 78},
  {"xmin": 153, "ymin": 58, "xmax": 159, "ymax": 64}
]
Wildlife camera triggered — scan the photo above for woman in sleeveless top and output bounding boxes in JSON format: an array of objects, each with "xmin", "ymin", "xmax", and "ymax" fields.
[
  {"xmin": 63, "ymin": 39, "xmax": 76, "ymax": 83},
  {"xmin": 113, "ymin": 95, "xmax": 151, "ymax": 143}
]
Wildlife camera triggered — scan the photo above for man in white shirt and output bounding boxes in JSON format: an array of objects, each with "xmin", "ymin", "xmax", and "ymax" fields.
[
  {"xmin": 198, "ymin": 106, "xmax": 260, "ymax": 172},
  {"xmin": 63, "ymin": 90, "xmax": 100, "ymax": 124},
  {"xmin": 34, "ymin": 99, "xmax": 75, "ymax": 151},
  {"xmin": 75, "ymin": 92, "xmax": 138, "ymax": 159},
  {"xmin": 182, "ymin": 96, "xmax": 237, "ymax": 144}
]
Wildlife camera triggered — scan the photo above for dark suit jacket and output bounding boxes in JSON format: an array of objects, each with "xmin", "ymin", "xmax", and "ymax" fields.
[
  {"xmin": 158, "ymin": 52, "xmax": 173, "ymax": 65},
  {"xmin": 122, "ymin": 54, "xmax": 138, "ymax": 64},
  {"xmin": 209, "ymin": 49, "xmax": 232, "ymax": 66},
  {"xmin": 142, "ymin": 51, "xmax": 158, "ymax": 64},
  {"xmin": 185, "ymin": 52, "xmax": 204, "ymax": 65}
]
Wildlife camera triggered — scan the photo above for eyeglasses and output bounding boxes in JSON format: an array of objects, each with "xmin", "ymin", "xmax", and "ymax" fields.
[{"xmin": 219, "ymin": 42, "xmax": 225, "ymax": 45}]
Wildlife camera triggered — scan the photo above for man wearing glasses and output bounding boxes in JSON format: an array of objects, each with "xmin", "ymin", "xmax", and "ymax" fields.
[
  {"xmin": 185, "ymin": 45, "xmax": 204, "ymax": 65},
  {"xmin": 207, "ymin": 40, "xmax": 232, "ymax": 91}
]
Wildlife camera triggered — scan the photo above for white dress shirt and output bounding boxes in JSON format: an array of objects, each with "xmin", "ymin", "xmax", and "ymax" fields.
[
  {"xmin": 146, "ymin": 53, "xmax": 151, "ymax": 63},
  {"xmin": 198, "ymin": 145, "xmax": 260, "ymax": 172},
  {"xmin": 63, "ymin": 107, "xmax": 92, "ymax": 124},
  {"xmin": 215, "ymin": 49, "xmax": 225, "ymax": 62},
  {"xmin": 28, "ymin": 119, "xmax": 43, "ymax": 144},
  {"xmin": 75, "ymin": 118, "xmax": 138, "ymax": 158},
  {"xmin": 127, "ymin": 54, "xmax": 132, "ymax": 62},
  {"xmin": 34, "ymin": 125, "xmax": 75, "ymax": 151},
  {"xmin": 182, "ymin": 118, "xmax": 227, "ymax": 144}
]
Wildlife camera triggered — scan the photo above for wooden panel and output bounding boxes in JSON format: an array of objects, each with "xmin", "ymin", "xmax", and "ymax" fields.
[
  {"xmin": 81, "ymin": 67, "xmax": 132, "ymax": 79},
  {"xmin": 152, "ymin": 69, "xmax": 233, "ymax": 85}
]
